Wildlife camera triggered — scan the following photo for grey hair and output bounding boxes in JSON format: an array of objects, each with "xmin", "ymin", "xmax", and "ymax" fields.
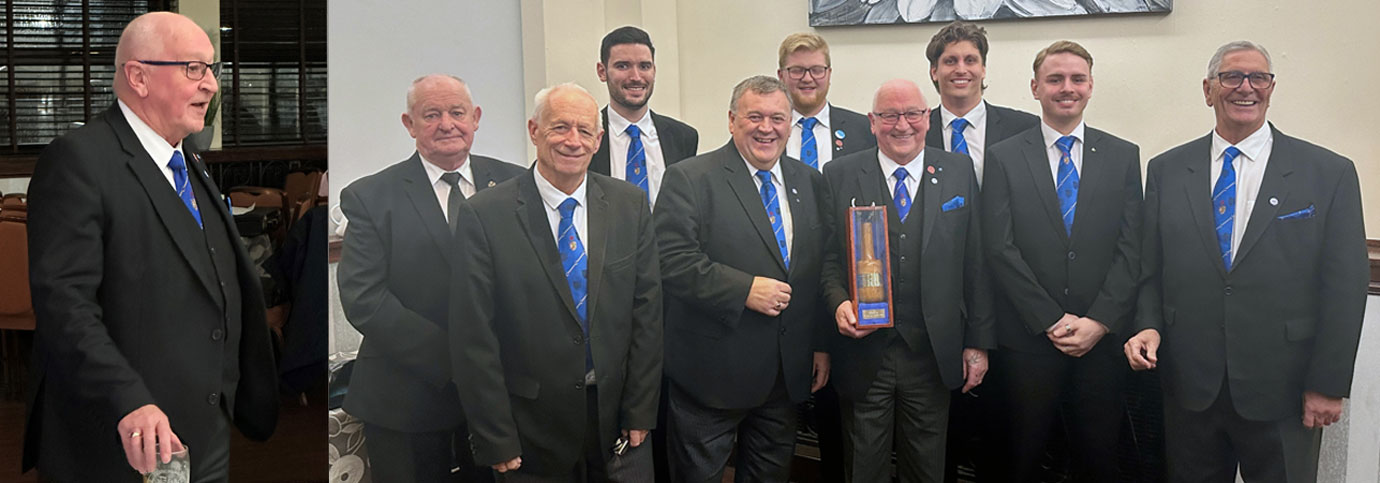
[
  {"xmin": 729, "ymin": 75, "xmax": 791, "ymax": 113},
  {"xmin": 406, "ymin": 74, "xmax": 471, "ymax": 113},
  {"xmin": 1206, "ymin": 41, "xmax": 1273, "ymax": 79},
  {"xmin": 531, "ymin": 82, "xmax": 595, "ymax": 122}
]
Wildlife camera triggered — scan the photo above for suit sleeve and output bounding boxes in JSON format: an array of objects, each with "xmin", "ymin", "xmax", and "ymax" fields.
[
  {"xmin": 336, "ymin": 186, "xmax": 450, "ymax": 388},
  {"xmin": 621, "ymin": 197, "xmax": 664, "ymax": 430},
  {"xmin": 1084, "ymin": 145, "xmax": 1144, "ymax": 336},
  {"xmin": 1133, "ymin": 158, "xmax": 1166, "ymax": 334},
  {"xmin": 27, "ymin": 136, "xmax": 155, "ymax": 424},
  {"xmin": 655, "ymin": 165, "xmax": 756, "ymax": 328},
  {"xmin": 1306, "ymin": 159, "xmax": 1368, "ymax": 398},
  {"xmin": 449, "ymin": 202, "xmax": 523, "ymax": 465},
  {"xmin": 818, "ymin": 167, "xmax": 853, "ymax": 317},
  {"xmin": 961, "ymin": 161, "xmax": 997, "ymax": 349},
  {"xmin": 981, "ymin": 148, "xmax": 1066, "ymax": 335},
  {"xmin": 811, "ymin": 172, "xmax": 839, "ymax": 353}
]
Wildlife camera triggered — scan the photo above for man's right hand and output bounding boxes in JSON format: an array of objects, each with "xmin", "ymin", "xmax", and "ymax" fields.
[
  {"xmin": 1123, "ymin": 328, "xmax": 1161, "ymax": 371},
  {"xmin": 117, "ymin": 404, "xmax": 183, "ymax": 474},
  {"xmin": 492, "ymin": 456, "xmax": 522, "ymax": 473},
  {"xmin": 747, "ymin": 276, "xmax": 792, "ymax": 316},
  {"xmin": 834, "ymin": 300, "xmax": 878, "ymax": 339}
]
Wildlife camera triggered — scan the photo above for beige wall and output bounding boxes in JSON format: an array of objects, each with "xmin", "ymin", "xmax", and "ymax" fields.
[{"xmin": 523, "ymin": 0, "xmax": 1380, "ymax": 237}]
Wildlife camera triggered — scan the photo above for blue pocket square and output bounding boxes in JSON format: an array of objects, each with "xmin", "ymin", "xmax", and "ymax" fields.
[
  {"xmin": 1277, "ymin": 204, "xmax": 1315, "ymax": 220},
  {"xmin": 942, "ymin": 196, "xmax": 965, "ymax": 212}
]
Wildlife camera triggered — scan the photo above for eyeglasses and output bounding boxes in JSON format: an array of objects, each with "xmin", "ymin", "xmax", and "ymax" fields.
[
  {"xmin": 1216, "ymin": 71, "xmax": 1275, "ymax": 89},
  {"xmin": 133, "ymin": 60, "xmax": 223, "ymax": 80},
  {"xmin": 783, "ymin": 65, "xmax": 829, "ymax": 80},
  {"xmin": 871, "ymin": 109, "xmax": 930, "ymax": 125}
]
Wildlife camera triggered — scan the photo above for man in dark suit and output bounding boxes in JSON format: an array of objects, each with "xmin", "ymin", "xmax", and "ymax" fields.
[
  {"xmin": 922, "ymin": 23, "xmax": 1039, "ymax": 482},
  {"xmin": 656, "ymin": 75, "xmax": 832, "ymax": 483},
  {"xmin": 982, "ymin": 41, "xmax": 1142, "ymax": 483},
  {"xmin": 821, "ymin": 79, "xmax": 994, "ymax": 482},
  {"xmin": 23, "ymin": 12, "xmax": 277, "ymax": 481},
  {"xmin": 591, "ymin": 26, "xmax": 699, "ymax": 210},
  {"xmin": 338, "ymin": 74, "xmax": 523, "ymax": 482},
  {"xmin": 1125, "ymin": 41, "xmax": 1367, "ymax": 483},
  {"xmin": 450, "ymin": 83, "xmax": 663, "ymax": 482}
]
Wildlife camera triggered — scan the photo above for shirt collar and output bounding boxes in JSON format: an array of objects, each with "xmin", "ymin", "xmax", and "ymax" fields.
[
  {"xmin": 877, "ymin": 148, "xmax": 925, "ymax": 178},
  {"xmin": 607, "ymin": 106, "xmax": 656, "ymax": 140},
  {"xmin": 792, "ymin": 102, "xmax": 832, "ymax": 129},
  {"xmin": 118, "ymin": 99, "xmax": 182, "ymax": 167},
  {"xmin": 738, "ymin": 148, "xmax": 784, "ymax": 184},
  {"xmin": 533, "ymin": 167, "xmax": 588, "ymax": 212},
  {"xmin": 1040, "ymin": 120, "xmax": 1086, "ymax": 149},
  {"xmin": 939, "ymin": 100, "xmax": 987, "ymax": 131},
  {"xmin": 419, "ymin": 152, "xmax": 473, "ymax": 187},
  {"xmin": 1210, "ymin": 122, "xmax": 1272, "ymax": 164}
]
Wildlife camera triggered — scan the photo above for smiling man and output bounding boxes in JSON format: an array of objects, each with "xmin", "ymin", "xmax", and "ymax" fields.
[
  {"xmin": 982, "ymin": 40, "xmax": 1143, "ymax": 483},
  {"xmin": 337, "ymin": 74, "xmax": 523, "ymax": 483},
  {"xmin": 656, "ymin": 76, "xmax": 833, "ymax": 483},
  {"xmin": 1126, "ymin": 41, "xmax": 1366, "ymax": 483},
  {"xmin": 777, "ymin": 33, "xmax": 876, "ymax": 173},
  {"xmin": 24, "ymin": 11, "xmax": 278, "ymax": 481},
  {"xmin": 591, "ymin": 26, "xmax": 699, "ymax": 209}
]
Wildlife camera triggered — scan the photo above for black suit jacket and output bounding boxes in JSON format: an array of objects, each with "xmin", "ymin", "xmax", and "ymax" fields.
[
  {"xmin": 337, "ymin": 153, "xmax": 523, "ymax": 431},
  {"xmin": 450, "ymin": 171, "xmax": 663, "ymax": 476},
  {"xmin": 925, "ymin": 101, "xmax": 1040, "ymax": 156},
  {"xmin": 982, "ymin": 126, "xmax": 1143, "ymax": 353},
  {"xmin": 656, "ymin": 143, "xmax": 834, "ymax": 409},
  {"xmin": 591, "ymin": 107, "xmax": 699, "ymax": 177},
  {"xmin": 820, "ymin": 147, "xmax": 995, "ymax": 401},
  {"xmin": 1135, "ymin": 126, "xmax": 1367, "ymax": 421},
  {"xmin": 23, "ymin": 105, "xmax": 278, "ymax": 480},
  {"xmin": 826, "ymin": 104, "xmax": 877, "ymax": 159}
]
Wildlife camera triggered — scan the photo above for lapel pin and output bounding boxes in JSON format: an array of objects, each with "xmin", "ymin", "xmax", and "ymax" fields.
[
  {"xmin": 835, "ymin": 130, "xmax": 846, "ymax": 139},
  {"xmin": 791, "ymin": 188, "xmax": 798, "ymax": 195},
  {"xmin": 930, "ymin": 177, "xmax": 938, "ymax": 185},
  {"xmin": 1090, "ymin": 147, "xmax": 1097, "ymax": 153},
  {"xmin": 488, "ymin": 180, "xmax": 496, "ymax": 187},
  {"xmin": 927, "ymin": 165, "xmax": 936, "ymax": 174},
  {"xmin": 1269, "ymin": 197, "xmax": 1278, "ymax": 206}
]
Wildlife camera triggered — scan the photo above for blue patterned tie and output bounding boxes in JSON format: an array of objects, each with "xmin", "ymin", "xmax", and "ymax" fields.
[
  {"xmin": 756, "ymin": 170, "xmax": 790, "ymax": 269},
  {"xmin": 950, "ymin": 117, "xmax": 970, "ymax": 155},
  {"xmin": 893, "ymin": 167, "xmax": 912, "ymax": 222},
  {"xmin": 625, "ymin": 124, "xmax": 650, "ymax": 202},
  {"xmin": 557, "ymin": 198, "xmax": 592, "ymax": 370},
  {"xmin": 1055, "ymin": 135, "xmax": 1079, "ymax": 236},
  {"xmin": 1214, "ymin": 147, "xmax": 1241, "ymax": 271},
  {"xmin": 169, "ymin": 151, "xmax": 203, "ymax": 229},
  {"xmin": 799, "ymin": 117, "xmax": 820, "ymax": 170}
]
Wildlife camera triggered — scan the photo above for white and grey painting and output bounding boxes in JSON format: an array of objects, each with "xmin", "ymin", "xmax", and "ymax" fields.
[{"xmin": 810, "ymin": 0, "xmax": 1171, "ymax": 26}]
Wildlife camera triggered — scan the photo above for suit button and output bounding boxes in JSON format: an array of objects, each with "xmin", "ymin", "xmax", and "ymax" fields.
[
  {"xmin": 573, "ymin": 336, "xmax": 583, "ymax": 345},
  {"xmin": 1224, "ymin": 286, "xmax": 1233, "ymax": 296},
  {"xmin": 900, "ymin": 256, "xmax": 907, "ymax": 262},
  {"xmin": 575, "ymin": 382, "xmax": 585, "ymax": 390},
  {"xmin": 1063, "ymin": 288, "xmax": 1070, "ymax": 295},
  {"xmin": 219, "ymin": 281, "xmax": 226, "ymax": 287},
  {"xmin": 780, "ymin": 327, "xmax": 787, "ymax": 335},
  {"xmin": 209, "ymin": 247, "xmax": 216, "ymax": 254},
  {"xmin": 211, "ymin": 329, "xmax": 224, "ymax": 341},
  {"xmin": 1067, "ymin": 251, "xmax": 1076, "ymax": 260},
  {"xmin": 207, "ymin": 393, "xmax": 219, "ymax": 405},
  {"xmin": 900, "ymin": 234, "xmax": 907, "ymax": 241}
]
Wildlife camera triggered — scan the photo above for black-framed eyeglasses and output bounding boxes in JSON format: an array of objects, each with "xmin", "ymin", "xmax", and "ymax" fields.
[
  {"xmin": 1216, "ymin": 71, "xmax": 1274, "ymax": 89},
  {"xmin": 784, "ymin": 65, "xmax": 829, "ymax": 80},
  {"xmin": 872, "ymin": 109, "xmax": 930, "ymax": 125},
  {"xmin": 133, "ymin": 60, "xmax": 223, "ymax": 80}
]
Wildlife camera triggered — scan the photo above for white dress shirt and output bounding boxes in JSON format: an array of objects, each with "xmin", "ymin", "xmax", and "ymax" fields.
[
  {"xmin": 1040, "ymin": 120, "xmax": 1086, "ymax": 186},
  {"xmin": 1210, "ymin": 123, "xmax": 1273, "ymax": 261},
  {"xmin": 788, "ymin": 103, "xmax": 834, "ymax": 171},
  {"xmin": 940, "ymin": 101, "xmax": 988, "ymax": 186},
  {"xmin": 741, "ymin": 154, "xmax": 794, "ymax": 257},
  {"xmin": 533, "ymin": 169, "xmax": 589, "ymax": 251},
  {"xmin": 419, "ymin": 154, "xmax": 475, "ymax": 222},
  {"xmin": 605, "ymin": 107, "xmax": 667, "ymax": 206},
  {"xmin": 118, "ymin": 99, "xmax": 184, "ymax": 192},
  {"xmin": 878, "ymin": 149, "xmax": 924, "ymax": 206}
]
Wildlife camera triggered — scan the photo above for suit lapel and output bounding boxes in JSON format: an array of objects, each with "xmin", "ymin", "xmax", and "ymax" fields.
[
  {"xmin": 592, "ymin": 107, "xmax": 613, "ymax": 176},
  {"xmin": 983, "ymin": 101, "xmax": 1004, "ymax": 149},
  {"xmin": 1018, "ymin": 130, "xmax": 1068, "ymax": 246},
  {"xmin": 854, "ymin": 149, "xmax": 898, "ymax": 227},
  {"xmin": 471, "ymin": 156, "xmax": 499, "ymax": 192},
  {"xmin": 1233, "ymin": 129, "xmax": 1292, "ymax": 268},
  {"xmin": 113, "ymin": 109, "xmax": 222, "ymax": 301},
  {"xmin": 584, "ymin": 178, "xmax": 610, "ymax": 319},
  {"xmin": 920, "ymin": 148, "xmax": 943, "ymax": 254},
  {"xmin": 651, "ymin": 111, "xmax": 677, "ymax": 163},
  {"xmin": 400, "ymin": 154, "xmax": 457, "ymax": 266},
  {"xmin": 926, "ymin": 108, "xmax": 944, "ymax": 150},
  {"xmin": 1179, "ymin": 135, "xmax": 1228, "ymax": 277},
  {"xmin": 516, "ymin": 173, "xmax": 582, "ymax": 322},
  {"xmin": 781, "ymin": 159, "xmax": 812, "ymax": 276},
  {"xmin": 1071, "ymin": 129, "xmax": 1111, "ymax": 242},
  {"xmin": 722, "ymin": 146, "xmax": 789, "ymax": 273}
]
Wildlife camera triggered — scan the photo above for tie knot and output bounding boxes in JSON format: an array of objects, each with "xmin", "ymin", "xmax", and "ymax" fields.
[
  {"xmin": 893, "ymin": 167, "xmax": 909, "ymax": 181},
  {"xmin": 755, "ymin": 170, "xmax": 773, "ymax": 185},
  {"xmin": 440, "ymin": 171, "xmax": 462, "ymax": 188},
  {"xmin": 1223, "ymin": 146, "xmax": 1242, "ymax": 164},
  {"xmin": 168, "ymin": 151, "xmax": 187, "ymax": 172},
  {"xmin": 558, "ymin": 197, "xmax": 578, "ymax": 217},
  {"xmin": 800, "ymin": 117, "xmax": 819, "ymax": 130},
  {"xmin": 1055, "ymin": 135, "xmax": 1076, "ymax": 154},
  {"xmin": 625, "ymin": 124, "xmax": 641, "ymax": 138},
  {"xmin": 950, "ymin": 117, "xmax": 969, "ymax": 131}
]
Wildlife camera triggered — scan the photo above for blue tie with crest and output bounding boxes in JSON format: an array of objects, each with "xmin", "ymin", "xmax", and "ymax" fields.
[
  {"xmin": 950, "ymin": 117, "xmax": 970, "ymax": 155},
  {"xmin": 1214, "ymin": 146, "xmax": 1241, "ymax": 271},
  {"xmin": 1055, "ymin": 135, "xmax": 1079, "ymax": 236},
  {"xmin": 625, "ymin": 124, "xmax": 649, "ymax": 202},
  {"xmin": 799, "ymin": 117, "xmax": 820, "ymax": 170},
  {"xmin": 169, "ymin": 151, "xmax": 203, "ymax": 229},
  {"xmin": 893, "ymin": 167, "xmax": 912, "ymax": 222},
  {"xmin": 557, "ymin": 198, "xmax": 592, "ymax": 370},
  {"xmin": 756, "ymin": 170, "xmax": 790, "ymax": 269}
]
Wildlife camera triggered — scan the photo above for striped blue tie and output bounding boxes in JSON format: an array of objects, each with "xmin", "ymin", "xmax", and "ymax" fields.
[
  {"xmin": 557, "ymin": 198, "xmax": 592, "ymax": 370},
  {"xmin": 1055, "ymin": 135, "xmax": 1079, "ymax": 236},
  {"xmin": 950, "ymin": 117, "xmax": 970, "ymax": 155},
  {"xmin": 799, "ymin": 117, "xmax": 819, "ymax": 170},
  {"xmin": 756, "ymin": 170, "xmax": 790, "ymax": 269},
  {"xmin": 893, "ymin": 167, "xmax": 912, "ymax": 222},
  {"xmin": 625, "ymin": 124, "xmax": 649, "ymax": 202},
  {"xmin": 1214, "ymin": 147, "xmax": 1241, "ymax": 271},
  {"xmin": 169, "ymin": 151, "xmax": 203, "ymax": 229}
]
